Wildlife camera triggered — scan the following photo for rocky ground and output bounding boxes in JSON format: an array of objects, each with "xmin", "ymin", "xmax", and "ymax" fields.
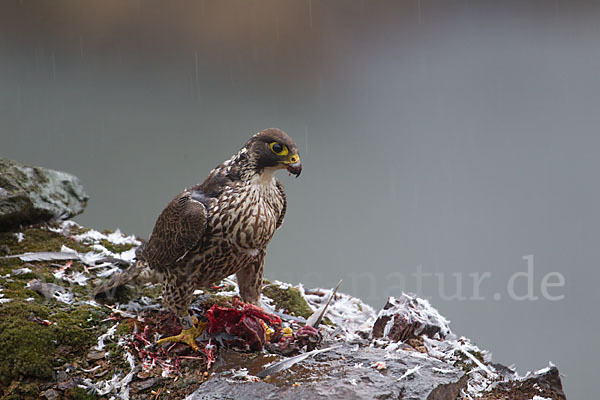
[
  {"xmin": 0, "ymin": 221, "xmax": 567, "ymax": 399},
  {"xmin": 0, "ymin": 159, "xmax": 567, "ymax": 399}
]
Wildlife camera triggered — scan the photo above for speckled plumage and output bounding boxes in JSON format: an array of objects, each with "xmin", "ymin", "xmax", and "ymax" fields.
[{"xmin": 95, "ymin": 128, "xmax": 300, "ymax": 318}]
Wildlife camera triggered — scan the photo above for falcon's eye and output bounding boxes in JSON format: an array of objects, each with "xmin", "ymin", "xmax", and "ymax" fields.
[{"xmin": 269, "ymin": 142, "xmax": 288, "ymax": 156}]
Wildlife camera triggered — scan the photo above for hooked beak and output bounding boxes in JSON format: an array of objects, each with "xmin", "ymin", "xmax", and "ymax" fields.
[
  {"xmin": 286, "ymin": 161, "xmax": 302, "ymax": 177},
  {"xmin": 284, "ymin": 154, "xmax": 302, "ymax": 177}
]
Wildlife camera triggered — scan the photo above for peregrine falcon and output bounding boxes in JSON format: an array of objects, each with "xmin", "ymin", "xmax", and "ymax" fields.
[{"xmin": 95, "ymin": 128, "xmax": 301, "ymax": 349}]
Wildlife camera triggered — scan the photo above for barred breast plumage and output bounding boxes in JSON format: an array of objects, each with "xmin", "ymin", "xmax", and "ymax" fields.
[
  {"xmin": 96, "ymin": 128, "xmax": 300, "ymax": 325},
  {"xmin": 179, "ymin": 174, "xmax": 286, "ymax": 292}
]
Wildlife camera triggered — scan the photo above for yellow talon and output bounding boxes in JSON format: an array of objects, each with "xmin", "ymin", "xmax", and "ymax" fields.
[
  {"xmin": 282, "ymin": 326, "xmax": 293, "ymax": 338},
  {"xmin": 157, "ymin": 316, "xmax": 207, "ymax": 351},
  {"xmin": 262, "ymin": 320, "xmax": 275, "ymax": 341}
]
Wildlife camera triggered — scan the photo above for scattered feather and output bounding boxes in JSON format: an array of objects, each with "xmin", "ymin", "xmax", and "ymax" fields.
[
  {"xmin": 94, "ymin": 323, "xmax": 119, "ymax": 351},
  {"xmin": 12, "ymin": 267, "xmax": 32, "ymax": 275},
  {"xmin": 459, "ymin": 346, "xmax": 497, "ymax": 379},
  {"xmin": 257, "ymin": 345, "xmax": 341, "ymax": 378},
  {"xmin": 432, "ymin": 367, "xmax": 456, "ymax": 374},
  {"xmin": 27, "ymin": 280, "xmax": 74, "ymax": 304},
  {"xmin": 397, "ymin": 365, "xmax": 421, "ymax": 381},
  {"xmin": 74, "ymin": 228, "xmax": 140, "ymax": 247},
  {"xmin": 371, "ymin": 361, "xmax": 387, "ymax": 370},
  {"xmin": 228, "ymin": 368, "xmax": 260, "ymax": 382},
  {"xmin": 3, "ymin": 251, "xmax": 80, "ymax": 262},
  {"xmin": 306, "ymin": 279, "xmax": 342, "ymax": 328}
]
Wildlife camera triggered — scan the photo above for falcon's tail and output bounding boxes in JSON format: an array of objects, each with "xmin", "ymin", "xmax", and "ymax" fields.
[{"xmin": 93, "ymin": 260, "xmax": 157, "ymax": 298}]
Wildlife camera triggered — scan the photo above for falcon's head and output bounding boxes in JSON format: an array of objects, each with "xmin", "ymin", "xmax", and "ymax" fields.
[{"xmin": 245, "ymin": 128, "xmax": 302, "ymax": 177}]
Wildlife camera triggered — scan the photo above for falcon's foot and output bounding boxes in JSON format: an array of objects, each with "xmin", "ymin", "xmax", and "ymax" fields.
[{"xmin": 157, "ymin": 315, "xmax": 206, "ymax": 351}]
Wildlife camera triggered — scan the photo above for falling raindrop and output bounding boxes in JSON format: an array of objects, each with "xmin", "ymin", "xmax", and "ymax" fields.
[
  {"xmin": 194, "ymin": 51, "xmax": 199, "ymax": 85},
  {"xmin": 51, "ymin": 51, "xmax": 56, "ymax": 80},
  {"xmin": 304, "ymin": 126, "xmax": 309, "ymax": 156},
  {"xmin": 16, "ymin": 83, "xmax": 21, "ymax": 113}
]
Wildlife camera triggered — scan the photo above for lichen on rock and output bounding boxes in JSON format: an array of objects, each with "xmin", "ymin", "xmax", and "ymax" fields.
[
  {"xmin": 262, "ymin": 283, "xmax": 314, "ymax": 318},
  {"xmin": 0, "ymin": 158, "xmax": 88, "ymax": 231}
]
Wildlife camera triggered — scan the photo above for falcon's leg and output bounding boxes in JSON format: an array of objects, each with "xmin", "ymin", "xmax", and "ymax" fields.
[
  {"xmin": 156, "ymin": 315, "xmax": 206, "ymax": 351},
  {"xmin": 157, "ymin": 278, "xmax": 206, "ymax": 351},
  {"xmin": 236, "ymin": 250, "xmax": 265, "ymax": 305}
]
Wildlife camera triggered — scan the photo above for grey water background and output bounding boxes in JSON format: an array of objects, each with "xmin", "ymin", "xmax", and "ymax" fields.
[{"xmin": 1, "ymin": 1, "xmax": 598, "ymax": 397}]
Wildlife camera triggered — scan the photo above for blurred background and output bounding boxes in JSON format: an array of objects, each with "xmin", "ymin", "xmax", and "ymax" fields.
[{"xmin": 1, "ymin": 1, "xmax": 598, "ymax": 397}]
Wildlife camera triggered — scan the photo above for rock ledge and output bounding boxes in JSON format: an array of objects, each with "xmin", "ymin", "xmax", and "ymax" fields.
[{"xmin": 0, "ymin": 158, "xmax": 88, "ymax": 231}]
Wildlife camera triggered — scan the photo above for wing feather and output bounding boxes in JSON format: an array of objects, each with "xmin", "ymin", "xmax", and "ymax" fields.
[
  {"xmin": 275, "ymin": 178, "xmax": 287, "ymax": 229},
  {"xmin": 141, "ymin": 190, "xmax": 208, "ymax": 269}
]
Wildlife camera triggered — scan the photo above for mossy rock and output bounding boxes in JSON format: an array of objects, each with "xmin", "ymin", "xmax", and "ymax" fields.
[
  {"xmin": 1, "ymin": 380, "xmax": 45, "ymax": 400},
  {"xmin": 140, "ymin": 282, "xmax": 163, "ymax": 299},
  {"xmin": 453, "ymin": 350, "xmax": 486, "ymax": 373},
  {"xmin": 0, "ymin": 226, "xmax": 91, "ymax": 256},
  {"xmin": 262, "ymin": 284, "xmax": 314, "ymax": 319},
  {"xmin": 0, "ymin": 279, "xmax": 36, "ymax": 299},
  {"xmin": 65, "ymin": 386, "xmax": 98, "ymax": 400},
  {"xmin": 0, "ymin": 300, "xmax": 100, "ymax": 384},
  {"xmin": 99, "ymin": 239, "xmax": 136, "ymax": 254},
  {"xmin": 202, "ymin": 284, "xmax": 236, "ymax": 295},
  {"xmin": 0, "ymin": 158, "xmax": 88, "ymax": 230},
  {"xmin": 0, "ymin": 225, "xmax": 93, "ymax": 283},
  {"xmin": 191, "ymin": 294, "xmax": 234, "ymax": 311},
  {"xmin": 0, "ymin": 303, "xmax": 55, "ymax": 382}
]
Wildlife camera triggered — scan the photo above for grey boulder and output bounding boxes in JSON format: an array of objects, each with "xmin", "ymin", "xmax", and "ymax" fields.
[{"xmin": 0, "ymin": 158, "xmax": 88, "ymax": 231}]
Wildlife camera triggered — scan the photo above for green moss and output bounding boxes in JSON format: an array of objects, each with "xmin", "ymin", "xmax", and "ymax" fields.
[
  {"xmin": 262, "ymin": 284, "xmax": 314, "ymax": 319},
  {"xmin": 95, "ymin": 284, "xmax": 135, "ymax": 304},
  {"xmin": 0, "ymin": 301, "xmax": 99, "ymax": 384},
  {"xmin": 1, "ymin": 279, "xmax": 25, "ymax": 299},
  {"xmin": 52, "ymin": 307, "xmax": 101, "ymax": 351},
  {"xmin": 194, "ymin": 294, "xmax": 233, "ymax": 310},
  {"xmin": 0, "ymin": 225, "xmax": 130, "ymax": 391},
  {"xmin": 105, "ymin": 342, "xmax": 120, "ymax": 357},
  {"xmin": 0, "ymin": 271, "xmax": 61, "ymax": 307},
  {"xmin": 0, "ymin": 301, "xmax": 54, "ymax": 382},
  {"xmin": 140, "ymin": 283, "xmax": 163, "ymax": 299},
  {"xmin": 0, "ymin": 257, "xmax": 23, "ymax": 270},
  {"xmin": 7, "ymin": 381, "xmax": 41, "ymax": 399},
  {"xmin": 6, "ymin": 288, "xmax": 40, "ymax": 301},
  {"xmin": 66, "ymin": 386, "xmax": 97, "ymax": 400},
  {"xmin": 203, "ymin": 284, "xmax": 236, "ymax": 295},
  {"xmin": 115, "ymin": 320, "xmax": 133, "ymax": 336},
  {"xmin": 454, "ymin": 350, "xmax": 486, "ymax": 373},
  {"xmin": 0, "ymin": 227, "xmax": 90, "ymax": 255},
  {"xmin": 105, "ymin": 342, "xmax": 130, "ymax": 371},
  {"xmin": 12, "ymin": 272, "xmax": 37, "ymax": 281},
  {"xmin": 41, "ymin": 273, "xmax": 58, "ymax": 284},
  {"xmin": 65, "ymin": 225, "xmax": 91, "ymax": 236},
  {"xmin": 99, "ymin": 239, "xmax": 135, "ymax": 254}
]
